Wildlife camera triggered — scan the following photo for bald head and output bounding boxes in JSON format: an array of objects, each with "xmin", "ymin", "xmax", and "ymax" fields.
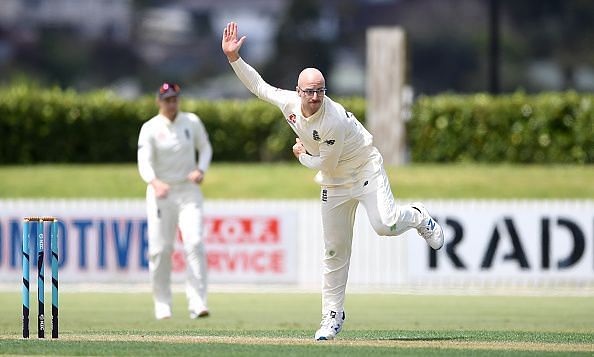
[
  {"xmin": 296, "ymin": 67, "xmax": 326, "ymax": 117},
  {"xmin": 298, "ymin": 68, "xmax": 325, "ymax": 88}
]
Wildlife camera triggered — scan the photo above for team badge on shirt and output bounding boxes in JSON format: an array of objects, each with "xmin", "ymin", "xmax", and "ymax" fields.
[
  {"xmin": 287, "ymin": 114, "xmax": 297, "ymax": 124},
  {"xmin": 312, "ymin": 130, "xmax": 320, "ymax": 141}
]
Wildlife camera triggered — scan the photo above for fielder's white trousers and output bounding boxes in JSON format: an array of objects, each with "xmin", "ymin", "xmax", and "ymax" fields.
[
  {"xmin": 321, "ymin": 168, "xmax": 424, "ymax": 314},
  {"xmin": 146, "ymin": 181, "xmax": 208, "ymax": 314}
]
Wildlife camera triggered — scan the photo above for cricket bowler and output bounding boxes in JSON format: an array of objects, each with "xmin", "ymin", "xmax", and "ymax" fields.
[{"xmin": 222, "ymin": 22, "xmax": 443, "ymax": 340}]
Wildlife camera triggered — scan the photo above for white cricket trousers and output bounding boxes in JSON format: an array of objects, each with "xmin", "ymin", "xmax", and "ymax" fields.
[
  {"xmin": 146, "ymin": 181, "xmax": 208, "ymax": 313},
  {"xmin": 321, "ymin": 168, "xmax": 425, "ymax": 314}
]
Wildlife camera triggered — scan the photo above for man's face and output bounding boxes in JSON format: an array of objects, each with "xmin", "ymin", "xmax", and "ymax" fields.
[
  {"xmin": 158, "ymin": 96, "xmax": 179, "ymax": 117},
  {"xmin": 297, "ymin": 69, "xmax": 326, "ymax": 116},
  {"xmin": 298, "ymin": 85, "xmax": 325, "ymax": 115}
]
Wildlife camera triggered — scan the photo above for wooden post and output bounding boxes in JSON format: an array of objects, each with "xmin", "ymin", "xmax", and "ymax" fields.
[{"xmin": 366, "ymin": 27, "xmax": 407, "ymax": 165}]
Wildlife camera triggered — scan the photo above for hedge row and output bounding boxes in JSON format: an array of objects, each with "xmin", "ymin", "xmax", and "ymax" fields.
[
  {"xmin": 409, "ymin": 92, "xmax": 593, "ymax": 163},
  {"xmin": 0, "ymin": 84, "xmax": 591, "ymax": 164},
  {"xmin": 0, "ymin": 83, "xmax": 364, "ymax": 163}
]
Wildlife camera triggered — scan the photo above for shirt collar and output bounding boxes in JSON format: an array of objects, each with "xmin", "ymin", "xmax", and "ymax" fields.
[
  {"xmin": 158, "ymin": 113, "xmax": 178, "ymax": 126},
  {"xmin": 301, "ymin": 102, "xmax": 324, "ymax": 122}
]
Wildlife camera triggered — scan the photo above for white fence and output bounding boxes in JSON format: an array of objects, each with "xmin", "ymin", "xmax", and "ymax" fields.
[{"xmin": 0, "ymin": 199, "xmax": 593, "ymax": 289}]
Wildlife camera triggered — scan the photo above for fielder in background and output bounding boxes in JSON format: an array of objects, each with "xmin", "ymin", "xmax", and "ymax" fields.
[
  {"xmin": 222, "ymin": 22, "xmax": 444, "ymax": 340},
  {"xmin": 137, "ymin": 82, "xmax": 213, "ymax": 320}
]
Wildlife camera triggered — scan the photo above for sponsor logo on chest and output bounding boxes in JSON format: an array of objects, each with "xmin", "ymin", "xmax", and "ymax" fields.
[{"xmin": 312, "ymin": 130, "xmax": 320, "ymax": 141}]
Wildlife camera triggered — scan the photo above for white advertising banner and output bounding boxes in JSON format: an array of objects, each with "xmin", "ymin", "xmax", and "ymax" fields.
[
  {"xmin": 405, "ymin": 200, "xmax": 594, "ymax": 284},
  {"xmin": 0, "ymin": 200, "xmax": 297, "ymax": 284},
  {"xmin": 0, "ymin": 199, "xmax": 592, "ymax": 287}
]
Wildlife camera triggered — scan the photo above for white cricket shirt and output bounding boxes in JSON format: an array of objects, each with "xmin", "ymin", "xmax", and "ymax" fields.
[
  {"xmin": 230, "ymin": 58, "xmax": 382, "ymax": 186},
  {"xmin": 137, "ymin": 112, "xmax": 212, "ymax": 185}
]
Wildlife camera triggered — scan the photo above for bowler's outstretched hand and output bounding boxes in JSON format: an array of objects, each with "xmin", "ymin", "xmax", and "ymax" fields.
[{"xmin": 222, "ymin": 22, "xmax": 246, "ymax": 62}]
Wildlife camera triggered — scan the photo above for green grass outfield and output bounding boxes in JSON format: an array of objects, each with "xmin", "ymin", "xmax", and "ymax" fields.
[
  {"xmin": 2, "ymin": 164, "xmax": 593, "ymax": 355},
  {"xmin": 0, "ymin": 292, "xmax": 593, "ymax": 356},
  {"xmin": 1, "ymin": 163, "xmax": 593, "ymax": 199}
]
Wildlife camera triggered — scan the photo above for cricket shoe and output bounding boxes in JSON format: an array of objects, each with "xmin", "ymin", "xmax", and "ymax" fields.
[
  {"xmin": 154, "ymin": 302, "xmax": 172, "ymax": 320},
  {"xmin": 189, "ymin": 308, "xmax": 210, "ymax": 319},
  {"xmin": 412, "ymin": 202, "xmax": 444, "ymax": 250},
  {"xmin": 314, "ymin": 310, "xmax": 345, "ymax": 341}
]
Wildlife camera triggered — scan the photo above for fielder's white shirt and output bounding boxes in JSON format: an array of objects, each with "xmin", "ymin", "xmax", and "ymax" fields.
[
  {"xmin": 230, "ymin": 58, "xmax": 382, "ymax": 186},
  {"xmin": 137, "ymin": 112, "xmax": 212, "ymax": 184}
]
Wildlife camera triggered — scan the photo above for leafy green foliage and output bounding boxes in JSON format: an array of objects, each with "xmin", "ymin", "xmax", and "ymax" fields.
[
  {"xmin": 0, "ymin": 83, "xmax": 365, "ymax": 163},
  {"xmin": 1, "ymin": 83, "xmax": 591, "ymax": 164},
  {"xmin": 0, "ymin": 83, "xmax": 148, "ymax": 163},
  {"xmin": 409, "ymin": 92, "xmax": 594, "ymax": 163}
]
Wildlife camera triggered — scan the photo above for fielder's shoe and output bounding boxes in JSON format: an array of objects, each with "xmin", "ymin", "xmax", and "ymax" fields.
[
  {"xmin": 412, "ymin": 202, "xmax": 444, "ymax": 250},
  {"xmin": 189, "ymin": 308, "xmax": 210, "ymax": 319},
  {"xmin": 154, "ymin": 302, "xmax": 172, "ymax": 320},
  {"xmin": 314, "ymin": 310, "xmax": 345, "ymax": 341}
]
